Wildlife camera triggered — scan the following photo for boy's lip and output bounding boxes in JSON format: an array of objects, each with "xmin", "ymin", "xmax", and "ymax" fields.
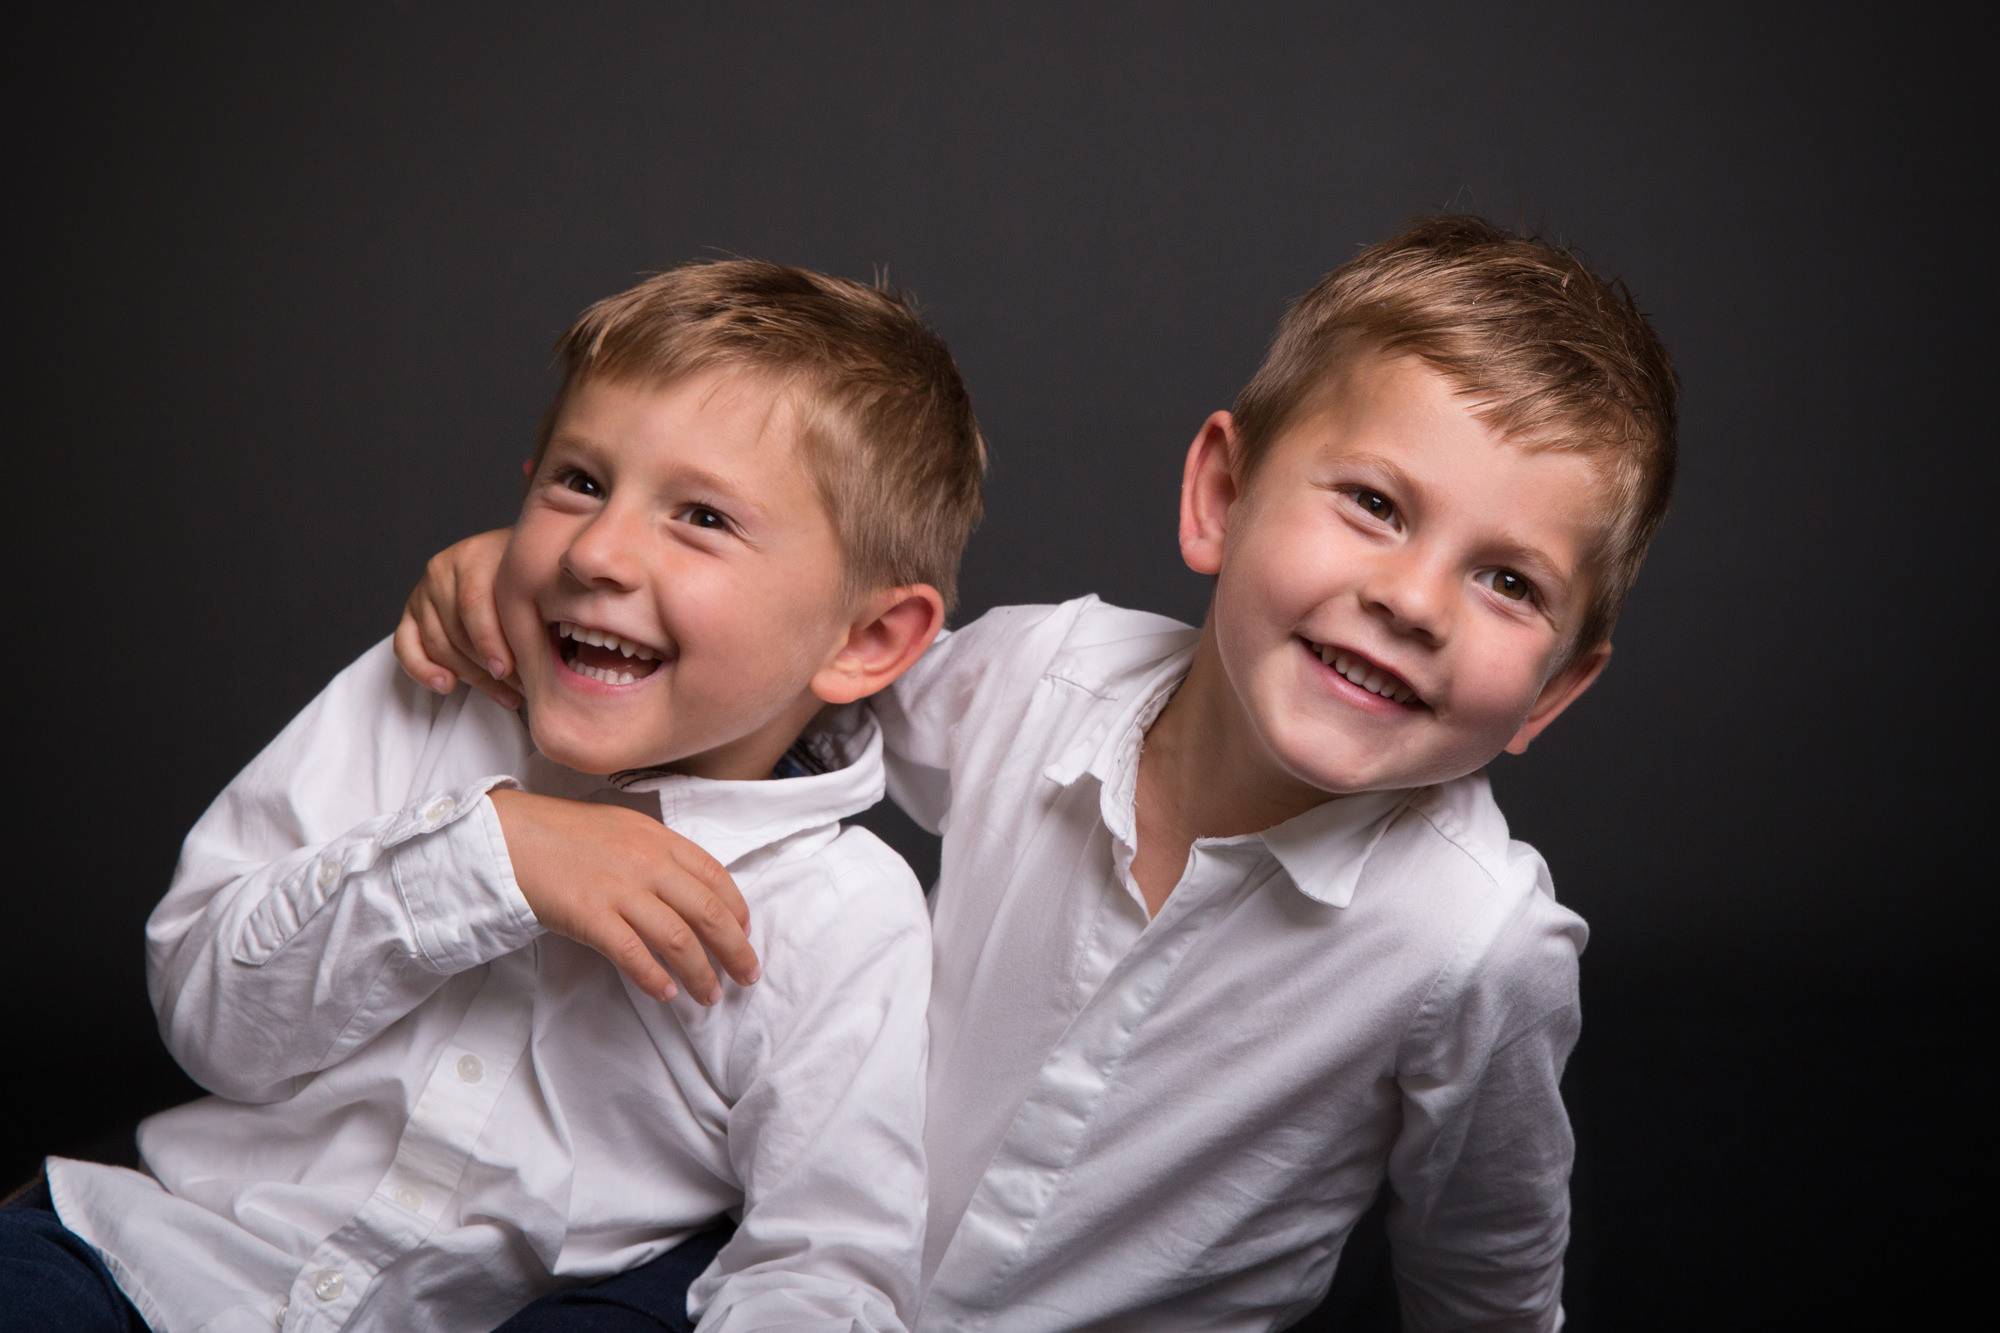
[
  {"xmin": 548, "ymin": 619, "xmax": 671, "ymax": 687},
  {"xmin": 1297, "ymin": 636, "xmax": 1427, "ymax": 709}
]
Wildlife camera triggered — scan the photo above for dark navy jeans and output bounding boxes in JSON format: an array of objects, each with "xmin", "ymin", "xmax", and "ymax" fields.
[
  {"xmin": 492, "ymin": 1224, "xmax": 736, "ymax": 1333},
  {"xmin": 0, "ymin": 1178, "xmax": 150, "ymax": 1333}
]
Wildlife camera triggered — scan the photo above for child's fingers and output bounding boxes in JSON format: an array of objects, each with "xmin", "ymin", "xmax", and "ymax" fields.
[
  {"xmin": 590, "ymin": 917, "xmax": 679, "ymax": 1003},
  {"xmin": 453, "ymin": 529, "xmax": 516, "ymax": 682},
  {"xmin": 416, "ymin": 598, "xmax": 522, "ymax": 710},
  {"xmin": 663, "ymin": 834, "xmax": 750, "ymax": 929},
  {"xmin": 662, "ymin": 840, "xmax": 759, "ymax": 985},
  {"xmin": 393, "ymin": 610, "xmax": 459, "ymax": 695},
  {"xmin": 623, "ymin": 896, "xmax": 725, "ymax": 1006}
]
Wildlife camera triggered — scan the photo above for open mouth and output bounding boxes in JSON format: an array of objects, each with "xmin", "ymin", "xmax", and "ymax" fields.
[
  {"xmin": 1301, "ymin": 637, "xmax": 1423, "ymax": 707},
  {"xmin": 554, "ymin": 621, "xmax": 666, "ymax": 686}
]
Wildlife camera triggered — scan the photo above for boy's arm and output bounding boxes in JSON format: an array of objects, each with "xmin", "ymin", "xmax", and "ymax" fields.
[
  {"xmin": 1382, "ymin": 890, "xmax": 1584, "ymax": 1331},
  {"xmin": 148, "ymin": 642, "xmax": 539, "ymax": 1102},
  {"xmin": 151, "ymin": 642, "xmax": 754, "ymax": 1102},
  {"xmin": 689, "ymin": 846, "xmax": 933, "ymax": 1332},
  {"xmin": 868, "ymin": 602, "xmax": 1079, "ymax": 834}
]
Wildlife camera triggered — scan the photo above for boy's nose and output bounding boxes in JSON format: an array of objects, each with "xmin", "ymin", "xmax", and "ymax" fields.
[
  {"xmin": 561, "ymin": 506, "xmax": 644, "ymax": 590},
  {"xmin": 1359, "ymin": 549, "xmax": 1452, "ymax": 643}
]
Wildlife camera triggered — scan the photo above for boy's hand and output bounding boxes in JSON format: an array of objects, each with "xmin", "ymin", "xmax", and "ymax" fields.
[
  {"xmin": 395, "ymin": 528, "xmax": 521, "ymax": 710},
  {"xmin": 488, "ymin": 788, "xmax": 758, "ymax": 1004}
]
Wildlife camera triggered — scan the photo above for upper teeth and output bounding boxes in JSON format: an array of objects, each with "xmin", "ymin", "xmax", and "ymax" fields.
[
  {"xmin": 558, "ymin": 622, "xmax": 659, "ymax": 661},
  {"xmin": 1315, "ymin": 643, "xmax": 1416, "ymax": 704}
]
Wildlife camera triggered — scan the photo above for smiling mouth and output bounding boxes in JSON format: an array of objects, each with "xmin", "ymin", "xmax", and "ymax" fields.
[
  {"xmin": 555, "ymin": 621, "xmax": 665, "ymax": 685},
  {"xmin": 1301, "ymin": 638, "xmax": 1423, "ymax": 707}
]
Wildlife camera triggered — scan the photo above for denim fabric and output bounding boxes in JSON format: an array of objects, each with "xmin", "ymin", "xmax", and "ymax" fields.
[
  {"xmin": 492, "ymin": 1225, "xmax": 736, "ymax": 1333},
  {"xmin": 0, "ymin": 1179, "xmax": 150, "ymax": 1333}
]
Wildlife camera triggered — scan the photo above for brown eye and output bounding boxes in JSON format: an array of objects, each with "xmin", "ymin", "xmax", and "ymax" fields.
[
  {"xmin": 1353, "ymin": 489, "xmax": 1396, "ymax": 522},
  {"xmin": 1481, "ymin": 569, "xmax": 1533, "ymax": 602},
  {"xmin": 556, "ymin": 467, "xmax": 602, "ymax": 498}
]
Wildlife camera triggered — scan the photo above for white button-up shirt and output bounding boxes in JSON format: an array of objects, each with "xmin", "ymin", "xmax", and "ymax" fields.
[
  {"xmin": 48, "ymin": 640, "xmax": 931, "ymax": 1333},
  {"xmin": 874, "ymin": 598, "xmax": 1585, "ymax": 1332}
]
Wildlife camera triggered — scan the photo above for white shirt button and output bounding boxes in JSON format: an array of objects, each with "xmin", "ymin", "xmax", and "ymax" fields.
[
  {"xmin": 425, "ymin": 796, "xmax": 457, "ymax": 823},
  {"xmin": 392, "ymin": 1185, "xmax": 422, "ymax": 1210},
  {"xmin": 457, "ymin": 1053, "xmax": 484, "ymax": 1083},
  {"xmin": 315, "ymin": 860, "xmax": 340, "ymax": 888},
  {"xmin": 312, "ymin": 1269, "xmax": 345, "ymax": 1301}
]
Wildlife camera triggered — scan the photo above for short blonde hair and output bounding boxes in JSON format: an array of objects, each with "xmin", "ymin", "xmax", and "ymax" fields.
[
  {"xmin": 1232, "ymin": 215, "xmax": 1678, "ymax": 654},
  {"xmin": 540, "ymin": 260, "xmax": 986, "ymax": 608}
]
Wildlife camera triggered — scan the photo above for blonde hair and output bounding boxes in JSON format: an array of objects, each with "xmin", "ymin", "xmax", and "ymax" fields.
[
  {"xmin": 540, "ymin": 259, "xmax": 985, "ymax": 608},
  {"xmin": 1233, "ymin": 215, "xmax": 1678, "ymax": 653}
]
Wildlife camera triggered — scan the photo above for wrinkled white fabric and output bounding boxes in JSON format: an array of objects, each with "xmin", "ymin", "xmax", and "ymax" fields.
[
  {"xmin": 875, "ymin": 599, "xmax": 1584, "ymax": 1332},
  {"xmin": 49, "ymin": 639, "xmax": 929, "ymax": 1333}
]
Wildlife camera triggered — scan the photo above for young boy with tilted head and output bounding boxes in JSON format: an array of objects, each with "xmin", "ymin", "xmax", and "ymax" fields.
[
  {"xmin": 22, "ymin": 262, "xmax": 984, "ymax": 1333},
  {"xmin": 400, "ymin": 216, "xmax": 1677, "ymax": 1330}
]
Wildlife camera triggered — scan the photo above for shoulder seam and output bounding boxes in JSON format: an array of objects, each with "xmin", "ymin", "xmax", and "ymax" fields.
[
  {"xmin": 1044, "ymin": 668, "xmax": 1120, "ymax": 703},
  {"xmin": 1405, "ymin": 794, "xmax": 1506, "ymax": 892}
]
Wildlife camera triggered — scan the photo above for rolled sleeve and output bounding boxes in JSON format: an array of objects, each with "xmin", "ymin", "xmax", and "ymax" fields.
[{"xmin": 391, "ymin": 778, "xmax": 541, "ymax": 973}]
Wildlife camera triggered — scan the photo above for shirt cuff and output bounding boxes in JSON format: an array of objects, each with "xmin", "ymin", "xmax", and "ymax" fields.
[{"xmin": 390, "ymin": 776, "xmax": 543, "ymax": 973}]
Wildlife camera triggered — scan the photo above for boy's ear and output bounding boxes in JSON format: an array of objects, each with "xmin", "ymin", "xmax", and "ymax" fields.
[
  {"xmin": 811, "ymin": 584, "xmax": 947, "ymax": 705},
  {"xmin": 1505, "ymin": 641, "xmax": 1612, "ymax": 755},
  {"xmin": 1179, "ymin": 411, "xmax": 1245, "ymax": 577}
]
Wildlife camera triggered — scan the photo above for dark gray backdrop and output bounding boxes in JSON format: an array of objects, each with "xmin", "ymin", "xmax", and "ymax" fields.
[{"xmin": 12, "ymin": 4, "xmax": 1984, "ymax": 1327}]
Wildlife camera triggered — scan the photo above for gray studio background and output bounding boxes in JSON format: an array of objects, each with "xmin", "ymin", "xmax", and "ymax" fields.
[{"xmin": 12, "ymin": 5, "xmax": 1982, "ymax": 1327}]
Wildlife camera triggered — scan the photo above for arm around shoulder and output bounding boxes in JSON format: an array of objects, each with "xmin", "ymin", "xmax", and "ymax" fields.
[{"xmin": 871, "ymin": 599, "xmax": 1091, "ymax": 833}]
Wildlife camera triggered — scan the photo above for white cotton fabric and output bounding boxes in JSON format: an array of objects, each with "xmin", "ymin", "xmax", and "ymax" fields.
[
  {"xmin": 875, "ymin": 598, "xmax": 1585, "ymax": 1333},
  {"xmin": 48, "ymin": 639, "xmax": 930, "ymax": 1333}
]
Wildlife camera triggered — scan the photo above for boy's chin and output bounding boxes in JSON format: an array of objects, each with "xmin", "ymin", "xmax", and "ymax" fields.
[{"xmin": 522, "ymin": 716, "xmax": 652, "ymax": 778}]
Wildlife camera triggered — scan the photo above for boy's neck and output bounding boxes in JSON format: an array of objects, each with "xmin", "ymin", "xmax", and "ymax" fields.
[
  {"xmin": 1129, "ymin": 621, "xmax": 1333, "ymax": 915},
  {"xmin": 626, "ymin": 698, "xmax": 829, "ymax": 784}
]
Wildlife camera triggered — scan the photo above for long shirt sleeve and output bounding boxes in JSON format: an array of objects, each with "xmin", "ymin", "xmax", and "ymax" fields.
[
  {"xmin": 147, "ymin": 646, "xmax": 540, "ymax": 1101},
  {"xmin": 1384, "ymin": 824, "xmax": 1585, "ymax": 1331}
]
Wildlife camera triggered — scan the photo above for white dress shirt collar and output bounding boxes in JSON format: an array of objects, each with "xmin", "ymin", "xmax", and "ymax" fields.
[
  {"xmin": 1042, "ymin": 637, "xmax": 1412, "ymax": 909},
  {"xmin": 608, "ymin": 704, "xmax": 886, "ymax": 867}
]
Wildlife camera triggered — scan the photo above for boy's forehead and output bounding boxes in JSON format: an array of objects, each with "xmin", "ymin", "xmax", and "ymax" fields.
[
  {"xmin": 547, "ymin": 369, "xmax": 829, "ymax": 497},
  {"xmin": 1277, "ymin": 352, "xmax": 1488, "ymax": 447},
  {"xmin": 560, "ymin": 366, "xmax": 797, "ymax": 440}
]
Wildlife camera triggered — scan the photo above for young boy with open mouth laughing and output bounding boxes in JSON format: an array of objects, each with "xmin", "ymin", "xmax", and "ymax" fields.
[
  {"xmin": 400, "ymin": 215, "xmax": 1677, "ymax": 1330},
  {"xmin": 10, "ymin": 261, "xmax": 985, "ymax": 1333}
]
